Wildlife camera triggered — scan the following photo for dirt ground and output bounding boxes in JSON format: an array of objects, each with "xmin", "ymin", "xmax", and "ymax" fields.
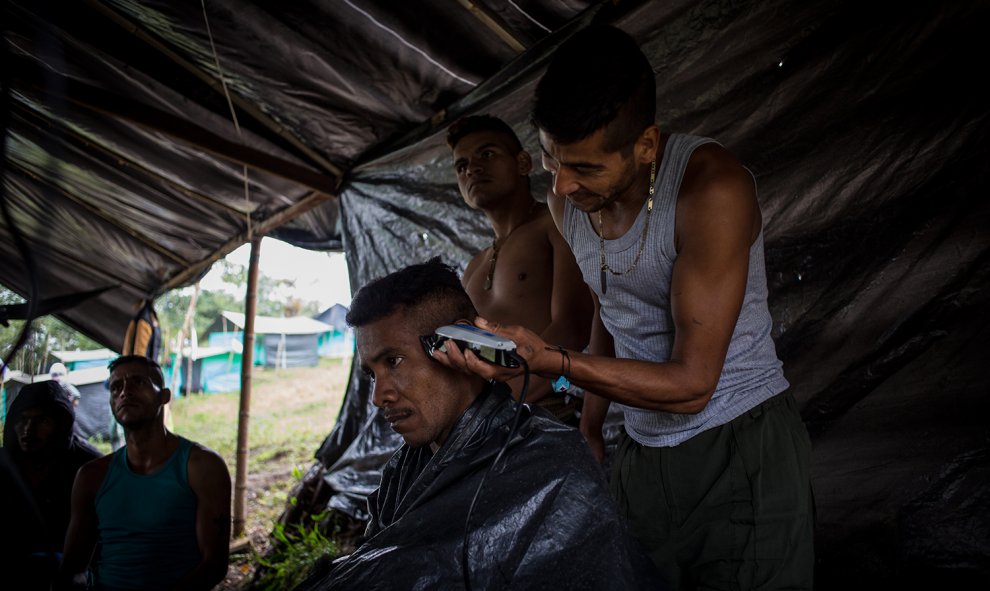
[
  {"xmin": 219, "ymin": 471, "xmax": 299, "ymax": 589},
  {"xmin": 208, "ymin": 358, "xmax": 353, "ymax": 591}
]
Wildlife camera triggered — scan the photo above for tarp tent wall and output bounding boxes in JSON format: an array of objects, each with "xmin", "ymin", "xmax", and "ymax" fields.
[
  {"xmin": 314, "ymin": 305, "xmax": 354, "ymax": 358},
  {"xmin": 168, "ymin": 347, "xmax": 242, "ymax": 394},
  {"xmin": 70, "ymin": 366, "xmax": 112, "ymax": 440},
  {"xmin": 262, "ymin": 332, "xmax": 319, "ymax": 369},
  {"xmin": 207, "ymin": 331, "xmax": 265, "ymax": 366}
]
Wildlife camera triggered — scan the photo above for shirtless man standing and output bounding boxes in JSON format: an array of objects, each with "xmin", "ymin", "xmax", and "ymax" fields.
[{"xmin": 447, "ymin": 115, "xmax": 593, "ymax": 422}]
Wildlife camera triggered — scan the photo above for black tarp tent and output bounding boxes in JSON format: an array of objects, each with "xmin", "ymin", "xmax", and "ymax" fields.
[
  {"xmin": 67, "ymin": 367, "xmax": 113, "ymax": 440},
  {"xmin": 2, "ymin": 0, "xmax": 988, "ymax": 586}
]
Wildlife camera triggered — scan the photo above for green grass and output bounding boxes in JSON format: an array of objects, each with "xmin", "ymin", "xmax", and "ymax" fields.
[
  {"xmin": 169, "ymin": 358, "xmax": 349, "ymax": 474},
  {"xmin": 169, "ymin": 357, "xmax": 351, "ymax": 588}
]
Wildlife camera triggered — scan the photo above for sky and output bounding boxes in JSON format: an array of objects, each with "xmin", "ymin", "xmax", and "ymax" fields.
[{"xmin": 199, "ymin": 237, "xmax": 352, "ymax": 310}]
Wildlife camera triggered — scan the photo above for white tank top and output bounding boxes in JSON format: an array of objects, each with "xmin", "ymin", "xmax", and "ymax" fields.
[{"xmin": 563, "ymin": 134, "xmax": 789, "ymax": 447}]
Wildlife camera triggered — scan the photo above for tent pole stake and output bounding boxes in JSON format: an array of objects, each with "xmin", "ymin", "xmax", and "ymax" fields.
[{"xmin": 233, "ymin": 236, "xmax": 261, "ymax": 537}]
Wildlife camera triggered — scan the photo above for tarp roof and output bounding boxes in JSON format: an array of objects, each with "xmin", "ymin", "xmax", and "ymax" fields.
[
  {"xmin": 215, "ymin": 311, "xmax": 332, "ymax": 336},
  {"xmin": 3, "ymin": 365, "xmax": 108, "ymax": 386},
  {"xmin": 50, "ymin": 348, "xmax": 115, "ymax": 364},
  {"xmin": 2, "ymin": 0, "xmax": 608, "ymax": 348},
  {"xmin": 3, "ymin": 0, "xmax": 989, "ymax": 585}
]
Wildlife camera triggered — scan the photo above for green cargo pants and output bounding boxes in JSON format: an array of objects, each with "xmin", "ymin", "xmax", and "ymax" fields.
[{"xmin": 611, "ymin": 392, "xmax": 814, "ymax": 590}]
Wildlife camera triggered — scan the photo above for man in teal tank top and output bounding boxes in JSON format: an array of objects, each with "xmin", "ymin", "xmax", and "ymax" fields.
[
  {"xmin": 60, "ymin": 356, "xmax": 231, "ymax": 591},
  {"xmin": 434, "ymin": 25, "xmax": 814, "ymax": 591}
]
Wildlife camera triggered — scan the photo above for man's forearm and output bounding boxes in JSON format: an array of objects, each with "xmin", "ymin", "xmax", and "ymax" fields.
[
  {"xmin": 508, "ymin": 373, "xmax": 554, "ymax": 404},
  {"xmin": 579, "ymin": 391, "xmax": 609, "ymax": 439}
]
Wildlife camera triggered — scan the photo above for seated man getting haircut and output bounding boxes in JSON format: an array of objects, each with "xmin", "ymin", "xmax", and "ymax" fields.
[{"xmin": 294, "ymin": 257, "xmax": 660, "ymax": 590}]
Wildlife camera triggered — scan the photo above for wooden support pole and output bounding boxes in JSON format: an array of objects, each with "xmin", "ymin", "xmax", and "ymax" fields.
[
  {"xmin": 232, "ymin": 236, "xmax": 261, "ymax": 537},
  {"xmin": 455, "ymin": 0, "xmax": 526, "ymax": 52},
  {"xmin": 158, "ymin": 190, "xmax": 333, "ymax": 293},
  {"xmin": 183, "ymin": 283, "xmax": 201, "ymax": 395}
]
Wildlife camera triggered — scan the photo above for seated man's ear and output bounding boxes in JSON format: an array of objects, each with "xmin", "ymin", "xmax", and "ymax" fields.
[
  {"xmin": 517, "ymin": 150, "xmax": 533, "ymax": 176},
  {"xmin": 161, "ymin": 387, "xmax": 172, "ymax": 405}
]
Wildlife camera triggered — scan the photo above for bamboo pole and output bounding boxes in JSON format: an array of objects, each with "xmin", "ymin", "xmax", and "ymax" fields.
[
  {"xmin": 455, "ymin": 0, "xmax": 526, "ymax": 52},
  {"xmin": 184, "ymin": 283, "xmax": 201, "ymax": 396},
  {"xmin": 233, "ymin": 236, "xmax": 261, "ymax": 537},
  {"xmin": 158, "ymin": 190, "xmax": 333, "ymax": 293}
]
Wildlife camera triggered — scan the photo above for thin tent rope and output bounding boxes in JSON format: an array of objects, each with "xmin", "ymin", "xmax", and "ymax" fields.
[
  {"xmin": 507, "ymin": 0, "xmax": 551, "ymax": 32},
  {"xmin": 201, "ymin": 0, "xmax": 253, "ymax": 239}
]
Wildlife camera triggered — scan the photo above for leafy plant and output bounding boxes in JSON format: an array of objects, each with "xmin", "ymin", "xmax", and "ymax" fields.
[{"xmin": 251, "ymin": 510, "xmax": 338, "ymax": 591}]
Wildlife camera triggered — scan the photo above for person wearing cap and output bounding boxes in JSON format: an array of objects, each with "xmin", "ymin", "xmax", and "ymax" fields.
[
  {"xmin": 0, "ymin": 380, "xmax": 103, "ymax": 590},
  {"xmin": 49, "ymin": 362, "xmax": 82, "ymax": 408}
]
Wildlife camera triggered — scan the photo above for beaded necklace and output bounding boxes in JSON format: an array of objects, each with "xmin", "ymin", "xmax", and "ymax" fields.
[{"xmin": 597, "ymin": 157, "xmax": 656, "ymax": 295}]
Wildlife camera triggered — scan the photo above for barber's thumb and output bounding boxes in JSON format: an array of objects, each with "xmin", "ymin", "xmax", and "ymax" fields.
[{"xmin": 477, "ymin": 317, "xmax": 501, "ymax": 332}]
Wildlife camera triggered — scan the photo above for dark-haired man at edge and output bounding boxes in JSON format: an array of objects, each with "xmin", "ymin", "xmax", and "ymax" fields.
[{"xmin": 434, "ymin": 25, "xmax": 814, "ymax": 590}]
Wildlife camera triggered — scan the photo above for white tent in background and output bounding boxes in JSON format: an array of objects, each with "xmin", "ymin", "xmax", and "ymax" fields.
[{"xmin": 205, "ymin": 311, "xmax": 333, "ymax": 369}]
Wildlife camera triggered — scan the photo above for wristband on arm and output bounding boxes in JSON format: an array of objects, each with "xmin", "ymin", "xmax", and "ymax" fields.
[{"xmin": 546, "ymin": 345, "xmax": 571, "ymax": 393}]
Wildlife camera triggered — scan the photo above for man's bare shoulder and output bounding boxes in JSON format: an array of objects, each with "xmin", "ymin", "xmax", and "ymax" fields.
[
  {"xmin": 677, "ymin": 142, "xmax": 760, "ymax": 246},
  {"xmin": 502, "ymin": 205, "xmax": 556, "ymax": 260},
  {"xmin": 81, "ymin": 453, "xmax": 113, "ymax": 472},
  {"xmin": 533, "ymin": 204, "xmax": 567, "ymax": 240},
  {"xmin": 681, "ymin": 143, "xmax": 754, "ymax": 204},
  {"xmin": 465, "ymin": 248, "xmax": 490, "ymax": 273},
  {"xmin": 76, "ymin": 454, "xmax": 113, "ymax": 494},
  {"xmin": 188, "ymin": 441, "xmax": 229, "ymax": 471},
  {"xmin": 520, "ymin": 203, "xmax": 556, "ymax": 243},
  {"xmin": 186, "ymin": 441, "xmax": 231, "ymax": 494}
]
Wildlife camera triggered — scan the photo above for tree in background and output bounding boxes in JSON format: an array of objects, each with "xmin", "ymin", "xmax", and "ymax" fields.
[
  {"xmin": 1, "ymin": 286, "xmax": 103, "ymax": 375},
  {"xmin": 156, "ymin": 260, "xmax": 320, "ymax": 355},
  {"xmin": 2, "ymin": 258, "xmax": 322, "ymax": 375}
]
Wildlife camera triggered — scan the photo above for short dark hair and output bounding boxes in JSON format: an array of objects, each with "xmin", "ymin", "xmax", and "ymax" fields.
[
  {"xmin": 445, "ymin": 114, "xmax": 523, "ymax": 153},
  {"xmin": 108, "ymin": 355, "xmax": 165, "ymax": 388},
  {"xmin": 346, "ymin": 257, "xmax": 477, "ymax": 336},
  {"xmin": 532, "ymin": 25, "xmax": 656, "ymax": 153}
]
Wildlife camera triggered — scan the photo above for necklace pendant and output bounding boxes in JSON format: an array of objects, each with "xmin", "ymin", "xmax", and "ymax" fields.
[
  {"xmin": 483, "ymin": 275, "xmax": 492, "ymax": 290},
  {"xmin": 600, "ymin": 267, "xmax": 607, "ymax": 295}
]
